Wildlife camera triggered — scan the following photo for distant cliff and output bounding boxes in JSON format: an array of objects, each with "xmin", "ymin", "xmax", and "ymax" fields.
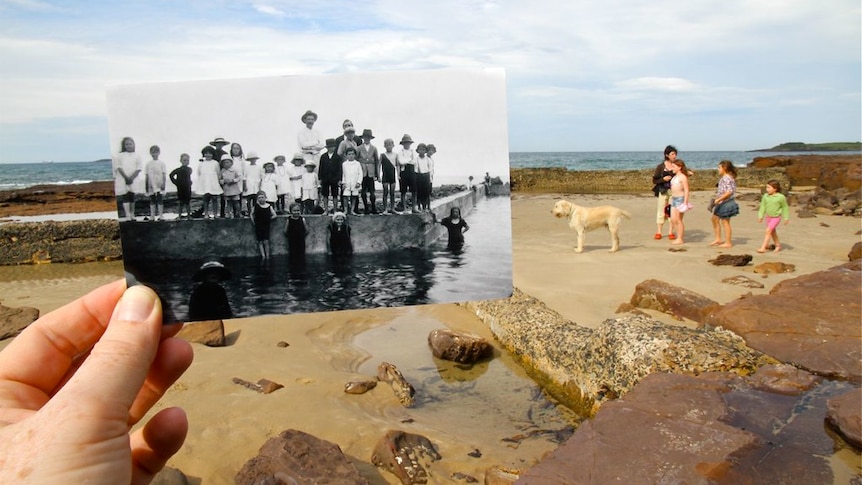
[{"xmin": 750, "ymin": 142, "xmax": 861, "ymax": 152}]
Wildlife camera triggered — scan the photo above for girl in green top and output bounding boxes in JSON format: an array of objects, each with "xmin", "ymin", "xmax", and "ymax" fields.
[{"xmin": 757, "ymin": 179, "xmax": 790, "ymax": 253}]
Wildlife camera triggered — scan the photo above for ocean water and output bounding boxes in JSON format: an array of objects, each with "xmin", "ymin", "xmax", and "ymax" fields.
[{"xmin": 1, "ymin": 151, "xmax": 858, "ymax": 190}]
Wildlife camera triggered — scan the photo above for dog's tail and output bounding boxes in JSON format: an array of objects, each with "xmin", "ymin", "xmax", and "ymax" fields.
[{"xmin": 621, "ymin": 210, "xmax": 632, "ymax": 219}]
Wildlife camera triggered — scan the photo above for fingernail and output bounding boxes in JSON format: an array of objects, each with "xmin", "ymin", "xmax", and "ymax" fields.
[{"xmin": 116, "ymin": 286, "xmax": 156, "ymax": 323}]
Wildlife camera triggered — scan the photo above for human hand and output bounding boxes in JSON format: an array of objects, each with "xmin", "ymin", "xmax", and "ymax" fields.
[{"xmin": 0, "ymin": 281, "xmax": 193, "ymax": 484}]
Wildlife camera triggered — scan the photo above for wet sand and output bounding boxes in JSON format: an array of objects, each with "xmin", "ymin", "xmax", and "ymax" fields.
[{"xmin": 1, "ymin": 189, "xmax": 860, "ymax": 483}]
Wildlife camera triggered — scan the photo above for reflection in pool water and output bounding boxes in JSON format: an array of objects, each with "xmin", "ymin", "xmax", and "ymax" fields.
[{"xmin": 131, "ymin": 196, "xmax": 513, "ymax": 323}]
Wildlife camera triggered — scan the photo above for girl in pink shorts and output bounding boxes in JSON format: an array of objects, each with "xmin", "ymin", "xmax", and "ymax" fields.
[{"xmin": 757, "ymin": 180, "xmax": 790, "ymax": 253}]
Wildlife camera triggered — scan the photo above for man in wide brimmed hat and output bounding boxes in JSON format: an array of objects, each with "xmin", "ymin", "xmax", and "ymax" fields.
[{"xmin": 298, "ymin": 110, "xmax": 323, "ymax": 167}]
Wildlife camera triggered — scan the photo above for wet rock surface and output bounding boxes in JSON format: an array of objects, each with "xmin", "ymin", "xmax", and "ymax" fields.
[
  {"xmin": 518, "ymin": 368, "xmax": 856, "ymax": 484},
  {"xmin": 467, "ymin": 289, "xmax": 774, "ymax": 416},
  {"xmin": 427, "ymin": 328, "xmax": 493, "ymax": 364},
  {"xmin": 235, "ymin": 429, "xmax": 368, "ymax": 484},
  {"xmin": 0, "ymin": 304, "xmax": 39, "ymax": 339},
  {"xmin": 370, "ymin": 429, "xmax": 441, "ymax": 485},
  {"xmin": 826, "ymin": 388, "xmax": 862, "ymax": 449},
  {"xmin": 377, "ymin": 361, "xmax": 416, "ymax": 408}
]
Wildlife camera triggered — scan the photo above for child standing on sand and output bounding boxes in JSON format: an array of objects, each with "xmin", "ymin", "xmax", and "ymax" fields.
[
  {"xmin": 757, "ymin": 179, "xmax": 790, "ymax": 253},
  {"xmin": 170, "ymin": 153, "xmax": 193, "ymax": 218},
  {"xmin": 341, "ymin": 146, "xmax": 363, "ymax": 216},
  {"xmin": 668, "ymin": 159, "xmax": 692, "ymax": 245},
  {"xmin": 145, "ymin": 145, "xmax": 167, "ymax": 221},
  {"xmin": 251, "ymin": 191, "xmax": 277, "ymax": 259}
]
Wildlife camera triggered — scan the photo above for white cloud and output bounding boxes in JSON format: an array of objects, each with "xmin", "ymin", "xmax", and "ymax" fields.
[{"xmin": 252, "ymin": 3, "xmax": 285, "ymax": 17}]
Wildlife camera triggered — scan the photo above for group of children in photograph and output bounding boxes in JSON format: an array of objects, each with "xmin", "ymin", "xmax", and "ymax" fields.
[
  {"xmin": 112, "ymin": 110, "xmax": 438, "ymax": 222},
  {"xmin": 112, "ymin": 110, "xmax": 472, "ymax": 260}
]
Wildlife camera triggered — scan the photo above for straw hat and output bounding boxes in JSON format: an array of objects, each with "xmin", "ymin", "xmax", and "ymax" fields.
[
  {"xmin": 193, "ymin": 261, "xmax": 232, "ymax": 282},
  {"xmin": 300, "ymin": 110, "xmax": 318, "ymax": 122},
  {"xmin": 399, "ymin": 134, "xmax": 413, "ymax": 144}
]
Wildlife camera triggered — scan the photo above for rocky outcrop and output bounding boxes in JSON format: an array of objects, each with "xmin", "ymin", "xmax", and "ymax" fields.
[
  {"xmin": 706, "ymin": 261, "xmax": 862, "ymax": 381},
  {"xmin": 748, "ymin": 154, "xmax": 862, "ymax": 191},
  {"xmin": 235, "ymin": 429, "xmax": 368, "ymax": 484},
  {"xmin": 0, "ymin": 304, "xmax": 39, "ymax": 339},
  {"xmin": 0, "ymin": 219, "xmax": 121, "ymax": 265},
  {"xmin": 427, "ymin": 328, "xmax": 493, "ymax": 364},
  {"xmin": 466, "ymin": 289, "xmax": 774, "ymax": 416},
  {"xmin": 518, "ymin": 366, "xmax": 853, "ymax": 484},
  {"xmin": 510, "ymin": 167, "xmax": 790, "ymax": 193},
  {"xmin": 708, "ymin": 254, "xmax": 753, "ymax": 266}
]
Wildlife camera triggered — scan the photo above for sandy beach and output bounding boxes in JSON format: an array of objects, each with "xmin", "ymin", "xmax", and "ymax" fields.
[{"xmin": 1, "ymin": 186, "xmax": 860, "ymax": 483}]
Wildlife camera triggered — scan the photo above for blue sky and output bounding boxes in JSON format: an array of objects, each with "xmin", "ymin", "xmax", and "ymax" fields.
[{"xmin": 0, "ymin": 0, "xmax": 859, "ymax": 163}]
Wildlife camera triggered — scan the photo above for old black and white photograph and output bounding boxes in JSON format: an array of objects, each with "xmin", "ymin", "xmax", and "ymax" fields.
[{"xmin": 105, "ymin": 68, "xmax": 513, "ymax": 323}]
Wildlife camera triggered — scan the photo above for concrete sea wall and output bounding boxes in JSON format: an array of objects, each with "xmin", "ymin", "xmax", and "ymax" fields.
[{"xmin": 121, "ymin": 188, "xmax": 493, "ymax": 262}]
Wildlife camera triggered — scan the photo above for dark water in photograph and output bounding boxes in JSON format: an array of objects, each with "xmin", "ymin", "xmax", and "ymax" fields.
[{"xmin": 132, "ymin": 196, "xmax": 513, "ymax": 322}]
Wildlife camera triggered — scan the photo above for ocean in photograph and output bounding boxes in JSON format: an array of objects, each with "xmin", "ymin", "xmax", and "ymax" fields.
[
  {"xmin": 2, "ymin": 151, "xmax": 858, "ymax": 190},
  {"xmin": 128, "ymin": 196, "xmax": 512, "ymax": 322}
]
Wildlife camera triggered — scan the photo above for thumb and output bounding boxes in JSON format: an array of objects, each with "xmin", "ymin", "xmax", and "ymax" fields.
[{"xmin": 55, "ymin": 285, "xmax": 162, "ymax": 415}]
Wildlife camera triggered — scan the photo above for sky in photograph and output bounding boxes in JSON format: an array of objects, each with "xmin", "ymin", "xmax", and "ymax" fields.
[{"xmin": 0, "ymin": 0, "xmax": 860, "ymax": 163}]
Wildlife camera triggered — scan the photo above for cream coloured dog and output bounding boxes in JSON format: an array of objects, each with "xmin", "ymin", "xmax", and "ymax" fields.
[{"xmin": 551, "ymin": 200, "xmax": 632, "ymax": 253}]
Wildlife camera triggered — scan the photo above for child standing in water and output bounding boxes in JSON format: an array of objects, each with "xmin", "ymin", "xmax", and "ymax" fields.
[
  {"xmin": 170, "ymin": 153, "xmax": 193, "ymax": 218},
  {"xmin": 327, "ymin": 211, "xmax": 353, "ymax": 256},
  {"xmin": 757, "ymin": 179, "xmax": 790, "ymax": 253},
  {"xmin": 251, "ymin": 191, "xmax": 277, "ymax": 259},
  {"xmin": 145, "ymin": 145, "xmax": 167, "ymax": 221},
  {"xmin": 285, "ymin": 202, "xmax": 308, "ymax": 258},
  {"xmin": 437, "ymin": 206, "xmax": 469, "ymax": 250}
]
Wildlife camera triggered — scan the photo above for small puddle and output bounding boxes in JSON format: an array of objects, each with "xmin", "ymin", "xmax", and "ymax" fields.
[{"xmin": 350, "ymin": 305, "xmax": 580, "ymax": 476}]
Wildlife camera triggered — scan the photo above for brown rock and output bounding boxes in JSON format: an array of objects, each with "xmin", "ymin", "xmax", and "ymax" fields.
[
  {"xmin": 176, "ymin": 320, "xmax": 225, "ymax": 346},
  {"xmin": 150, "ymin": 466, "xmax": 188, "ymax": 485},
  {"xmin": 721, "ymin": 275, "xmax": 765, "ymax": 288},
  {"xmin": 849, "ymin": 241, "xmax": 861, "ymax": 261},
  {"xmin": 427, "ymin": 328, "xmax": 493, "ymax": 364},
  {"xmin": 371, "ymin": 430, "xmax": 441, "ymax": 484},
  {"xmin": 753, "ymin": 261, "xmax": 796, "ymax": 274},
  {"xmin": 483, "ymin": 466, "xmax": 520, "ymax": 485},
  {"xmin": 706, "ymin": 262, "xmax": 862, "ymax": 381},
  {"xmin": 0, "ymin": 219, "xmax": 122, "ymax": 266},
  {"xmin": 231, "ymin": 377, "xmax": 283, "ymax": 394},
  {"xmin": 0, "ymin": 304, "xmax": 39, "ymax": 340},
  {"xmin": 377, "ymin": 362, "xmax": 416, "ymax": 408},
  {"xmin": 629, "ymin": 279, "xmax": 722, "ymax": 323},
  {"xmin": 748, "ymin": 154, "xmax": 862, "ymax": 191},
  {"xmin": 746, "ymin": 363, "xmax": 821, "ymax": 395},
  {"xmin": 825, "ymin": 388, "xmax": 862, "ymax": 449},
  {"xmin": 344, "ymin": 380, "xmax": 377, "ymax": 394},
  {"xmin": 235, "ymin": 429, "xmax": 368, "ymax": 484},
  {"xmin": 708, "ymin": 254, "xmax": 753, "ymax": 266}
]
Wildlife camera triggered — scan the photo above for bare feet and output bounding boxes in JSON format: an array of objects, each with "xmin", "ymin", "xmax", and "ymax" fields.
[
  {"xmin": 773, "ymin": 245, "xmax": 781, "ymax": 252},
  {"xmin": 671, "ymin": 240, "xmax": 685, "ymax": 245},
  {"xmin": 718, "ymin": 243, "xmax": 733, "ymax": 248},
  {"xmin": 709, "ymin": 240, "xmax": 723, "ymax": 246},
  {"xmin": 756, "ymin": 248, "xmax": 767, "ymax": 253}
]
